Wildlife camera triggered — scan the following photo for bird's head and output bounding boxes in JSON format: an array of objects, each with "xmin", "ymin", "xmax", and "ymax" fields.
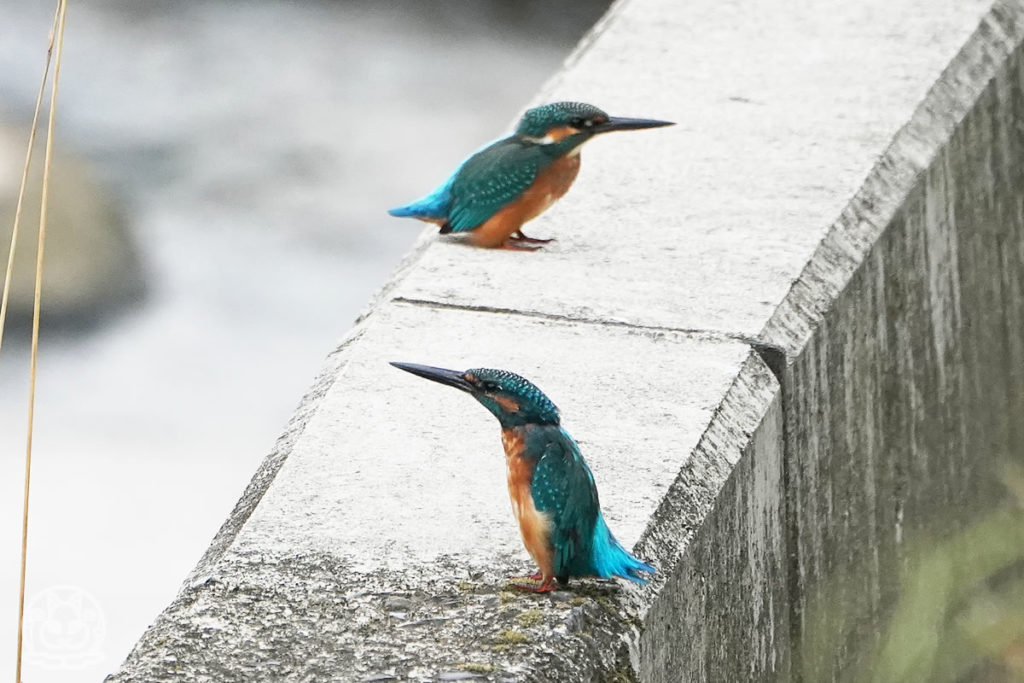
[
  {"xmin": 391, "ymin": 362, "xmax": 560, "ymax": 428},
  {"xmin": 514, "ymin": 101, "xmax": 673, "ymax": 145}
]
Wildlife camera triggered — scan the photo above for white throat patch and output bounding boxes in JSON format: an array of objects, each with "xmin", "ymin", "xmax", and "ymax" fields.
[{"xmin": 521, "ymin": 134, "xmax": 558, "ymax": 145}]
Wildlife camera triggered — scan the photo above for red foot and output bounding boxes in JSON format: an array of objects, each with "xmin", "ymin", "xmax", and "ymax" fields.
[
  {"xmin": 498, "ymin": 242, "xmax": 542, "ymax": 251},
  {"xmin": 511, "ymin": 580, "xmax": 555, "ymax": 593},
  {"xmin": 507, "ymin": 572, "xmax": 554, "ymax": 593},
  {"xmin": 509, "ymin": 231, "xmax": 554, "ymax": 244}
]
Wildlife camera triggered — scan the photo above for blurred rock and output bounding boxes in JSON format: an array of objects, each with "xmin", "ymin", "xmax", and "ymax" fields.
[{"xmin": 0, "ymin": 122, "xmax": 143, "ymax": 330}]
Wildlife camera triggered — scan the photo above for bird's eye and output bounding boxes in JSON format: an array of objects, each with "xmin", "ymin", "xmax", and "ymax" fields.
[
  {"xmin": 570, "ymin": 117, "xmax": 586, "ymax": 128},
  {"xmin": 481, "ymin": 381, "xmax": 500, "ymax": 392}
]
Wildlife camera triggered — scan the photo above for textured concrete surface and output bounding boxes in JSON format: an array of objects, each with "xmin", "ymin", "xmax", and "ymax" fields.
[
  {"xmin": 229, "ymin": 303, "xmax": 750, "ymax": 567},
  {"xmin": 765, "ymin": 5, "xmax": 1024, "ymax": 677},
  {"xmin": 109, "ymin": 306, "xmax": 759, "ymax": 682},
  {"xmin": 636, "ymin": 388, "xmax": 788, "ymax": 680},
  {"xmin": 108, "ymin": 0, "xmax": 1024, "ymax": 680},
  {"xmin": 394, "ymin": 0, "xmax": 992, "ymax": 336}
]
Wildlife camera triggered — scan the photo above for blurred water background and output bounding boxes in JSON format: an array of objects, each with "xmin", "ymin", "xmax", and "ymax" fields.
[{"xmin": 0, "ymin": 1, "xmax": 607, "ymax": 679}]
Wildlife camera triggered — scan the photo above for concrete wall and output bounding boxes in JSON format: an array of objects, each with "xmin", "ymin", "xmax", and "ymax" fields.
[
  {"xmin": 638, "ymin": 2, "xmax": 1024, "ymax": 680},
  {"xmin": 108, "ymin": 0, "xmax": 1024, "ymax": 681},
  {"xmin": 776, "ymin": 10, "xmax": 1024, "ymax": 678}
]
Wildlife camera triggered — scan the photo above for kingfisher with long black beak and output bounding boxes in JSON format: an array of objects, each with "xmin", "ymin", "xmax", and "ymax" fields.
[
  {"xmin": 391, "ymin": 362, "xmax": 655, "ymax": 592},
  {"xmin": 389, "ymin": 102, "xmax": 673, "ymax": 250}
]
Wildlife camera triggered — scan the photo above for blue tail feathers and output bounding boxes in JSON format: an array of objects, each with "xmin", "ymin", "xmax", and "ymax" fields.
[
  {"xmin": 589, "ymin": 514, "xmax": 655, "ymax": 584},
  {"xmin": 388, "ymin": 204, "xmax": 429, "ymax": 218},
  {"xmin": 388, "ymin": 136, "xmax": 503, "ymax": 222},
  {"xmin": 388, "ymin": 171, "xmax": 458, "ymax": 221},
  {"xmin": 388, "ymin": 192, "xmax": 449, "ymax": 220}
]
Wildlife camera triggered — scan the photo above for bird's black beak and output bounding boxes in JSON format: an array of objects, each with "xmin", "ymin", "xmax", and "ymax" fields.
[
  {"xmin": 390, "ymin": 362, "xmax": 475, "ymax": 394},
  {"xmin": 593, "ymin": 116, "xmax": 674, "ymax": 134}
]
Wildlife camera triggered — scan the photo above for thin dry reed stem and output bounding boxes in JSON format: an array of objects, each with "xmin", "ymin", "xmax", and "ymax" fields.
[
  {"xmin": 0, "ymin": 4, "xmax": 60, "ymax": 359},
  {"xmin": 15, "ymin": 2, "xmax": 69, "ymax": 681}
]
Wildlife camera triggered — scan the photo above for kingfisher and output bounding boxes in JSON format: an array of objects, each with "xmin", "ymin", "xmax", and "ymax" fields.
[
  {"xmin": 391, "ymin": 362, "xmax": 655, "ymax": 592},
  {"xmin": 388, "ymin": 102, "xmax": 673, "ymax": 250}
]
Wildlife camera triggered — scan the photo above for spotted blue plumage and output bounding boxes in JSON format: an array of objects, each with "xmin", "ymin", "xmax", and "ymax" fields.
[
  {"xmin": 388, "ymin": 102, "xmax": 611, "ymax": 234},
  {"xmin": 515, "ymin": 102, "xmax": 606, "ymax": 138},
  {"xmin": 389, "ymin": 137, "xmax": 578, "ymax": 234},
  {"xmin": 466, "ymin": 368, "xmax": 560, "ymax": 427},
  {"xmin": 466, "ymin": 370, "xmax": 653, "ymax": 582},
  {"xmin": 390, "ymin": 361, "xmax": 657, "ymax": 588},
  {"xmin": 526, "ymin": 425, "xmax": 654, "ymax": 583}
]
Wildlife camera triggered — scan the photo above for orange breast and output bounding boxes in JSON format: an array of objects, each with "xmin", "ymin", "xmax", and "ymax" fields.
[
  {"xmin": 501, "ymin": 428, "xmax": 554, "ymax": 579},
  {"xmin": 521, "ymin": 153, "xmax": 582, "ymax": 222},
  {"xmin": 469, "ymin": 154, "xmax": 582, "ymax": 248}
]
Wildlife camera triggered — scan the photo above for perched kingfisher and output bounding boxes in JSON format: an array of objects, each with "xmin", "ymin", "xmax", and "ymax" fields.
[
  {"xmin": 391, "ymin": 362, "xmax": 655, "ymax": 592},
  {"xmin": 388, "ymin": 102, "xmax": 673, "ymax": 250}
]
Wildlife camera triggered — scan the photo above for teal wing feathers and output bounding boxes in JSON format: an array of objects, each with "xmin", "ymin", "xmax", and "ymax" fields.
[
  {"xmin": 445, "ymin": 140, "xmax": 547, "ymax": 233},
  {"xmin": 529, "ymin": 430, "xmax": 600, "ymax": 578},
  {"xmin": 527, "ymin": 426, "xmax": 655, "ymax": 583}
]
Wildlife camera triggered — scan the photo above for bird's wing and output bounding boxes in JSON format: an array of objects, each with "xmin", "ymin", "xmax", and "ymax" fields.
[
  {"xmin": 530, "ymin": 431, "xmax": 600, "ymax": 578},
  {"xmin": 445, "ymin": 140, "xmax": 546, "ymax": 233}
]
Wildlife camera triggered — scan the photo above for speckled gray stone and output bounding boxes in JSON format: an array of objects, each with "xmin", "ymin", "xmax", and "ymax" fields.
[{"xmin": 107, "ymin": 0, "xmax": 1024, "ymax": 681}]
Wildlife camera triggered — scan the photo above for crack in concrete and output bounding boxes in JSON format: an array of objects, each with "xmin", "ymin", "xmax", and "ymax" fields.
[{"xmin": 392, "ymin": 296, "xmax": 785, "ymax": 354}]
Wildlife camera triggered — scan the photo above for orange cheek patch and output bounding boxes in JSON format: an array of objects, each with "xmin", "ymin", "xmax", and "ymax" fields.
[
  {"xmin": 494, "ymin": 395, "xmax": 520, "ymax": 413},
  {"xmin": 546, "ymin": 125, "xmax": 578, "ymax": 141}
]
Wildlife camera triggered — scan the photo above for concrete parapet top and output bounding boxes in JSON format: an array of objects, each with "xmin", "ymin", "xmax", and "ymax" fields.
[
  {"xmin": 234, "ymin": 302, "xmax": 750, "ymax": 568},
  {"xmin": 108, "ymin": 0, "xmax": 1020, "ymax": 680},
  {"xmin": 394, "ymin": 0, "xmax": 990, "ymax": 338}
]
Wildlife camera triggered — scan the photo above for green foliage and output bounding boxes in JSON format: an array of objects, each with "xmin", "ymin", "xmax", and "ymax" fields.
[
  {"xmin": 867, "ymin": 463, "xmax": 1024, "ymax": 682},
  {"xmin": 801, "ymin": 462, "xmax": 1024, "ymax": 682}
]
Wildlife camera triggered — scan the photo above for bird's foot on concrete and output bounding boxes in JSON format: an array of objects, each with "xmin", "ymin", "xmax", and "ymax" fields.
[
  {"xmin": 506, "ymin": 572, "xmax": 552, "ymax": 592},
  {"xmin": 510, "ymin": 230, "xmax": 554, "ymax": 244},
  {"xmin": 510, "ymin": 580, "xmax": 555, "ymax": 593},
  {"xmin": 499, "ymin": 241, "xmax": 542, "ymax": 251}
]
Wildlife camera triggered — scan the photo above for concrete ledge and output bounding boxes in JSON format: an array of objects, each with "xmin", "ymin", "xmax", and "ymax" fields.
[
  {"xmin": 108, "ymin": 0, "xmax": 1024, "ymax": 680},
  {"xmin": 110, "ymin": 303, "xmax": 758, "ymax": 681}
]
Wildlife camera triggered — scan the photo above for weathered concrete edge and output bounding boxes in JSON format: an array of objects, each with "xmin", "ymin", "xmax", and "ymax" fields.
[
  {"xmin": 779, "ymin": 20, "xmax": 1024, "ymax": 680},
  {"xmin": 632, "ymin": 356, "xmax": 786, "ymax": 679},
  {"xmin": 108, "ymin": 335, "xmax": 776, "ymax": 683},
  {"xmin": 185, "ymin": 324, "xmax": 365, "ymax": 584},
  {"xmin": 639, "ymin": 389, "xmax": 789, "ymax": 680},
  {"xmin": 762, "ymin": 0, "xmax": 1024, "ymax": 356},
  {"xmin": 634, "ymin": 2, "xmax": 1024, "ymax": 679}
]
